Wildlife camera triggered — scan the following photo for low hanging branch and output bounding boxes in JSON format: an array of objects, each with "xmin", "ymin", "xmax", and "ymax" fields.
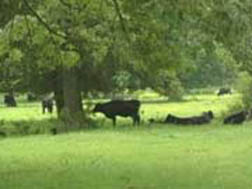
[
  {"xmin": 59, "ymin": 0, "xmax": 87, "ymax": 12},
  {"xmin": 22, "ymin": 0, "xmax": 67, "ymax": 40},
  {"xmin": 59, "ymin": 0, "xmax": 73, "ymax": 9},
  {"xmin": 111, "ymin": 0, "xmax": 130, "ymax": 41},
  {"xmin": 23, "ymin": 0, "xmax": 83, "ymax": 54}
]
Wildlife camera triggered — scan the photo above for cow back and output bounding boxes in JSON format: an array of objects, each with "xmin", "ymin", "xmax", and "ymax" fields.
[{"xmin": 96, "ymin": 100, "xmax": 140, "ymax": 116}]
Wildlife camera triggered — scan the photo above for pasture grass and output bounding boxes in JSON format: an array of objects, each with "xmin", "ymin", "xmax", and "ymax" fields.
[{"xmin": 0, "ymin": 93, "xmax": 251, "ymax": 189}]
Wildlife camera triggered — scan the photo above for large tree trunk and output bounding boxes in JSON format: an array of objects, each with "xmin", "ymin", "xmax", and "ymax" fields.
[
  {"xmin": 54, "ymin": 86, "xmax": 64, "ymax": 117},
  {"xmin": 53, "ymin": 68, "xmax": 64, "ymax": 117},
  {"xmin": 62, "ymin": 66, "xmax": 84, "ymax": 129}
]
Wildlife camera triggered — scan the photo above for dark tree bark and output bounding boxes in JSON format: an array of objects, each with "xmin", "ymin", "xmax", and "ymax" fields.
[
  {"xmin": 54, "ymin": 85, "xmax": 64, "ymax": 117},
  {"xmin": 53, "ymin": 68, "xmax": 64, "ymax": 117},
  {"xmin": 62, "ymin": 66, "xmax": 84, "ymax": 128}
]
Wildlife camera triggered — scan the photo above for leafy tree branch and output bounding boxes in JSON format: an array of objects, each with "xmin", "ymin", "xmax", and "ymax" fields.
[{"xmin": 22, "ymin": 0, "xmax": 67, "ymax": 40}]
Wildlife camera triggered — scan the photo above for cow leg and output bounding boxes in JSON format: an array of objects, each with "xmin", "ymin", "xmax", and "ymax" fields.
[
  {"xmin": 133, "ymin": 114, "xmax": 140, "ymax": 126},
  {"xmin": 49, "ymin": 105, "xmax": 53, "ymax": 113},
  {"xmin": 112, "ymin": 117, "xmax": 116, "ymax": 127},
  {"xmin": 42, "ymin": 106, "xmax": 45, "ymax": 114},
  {"xmin": 136, "ymin": 114, "xmax": 140, "ymax": 125},
  {"xmin": 132, "ymin": 117, "xmax": 136, "ymax": 126}
]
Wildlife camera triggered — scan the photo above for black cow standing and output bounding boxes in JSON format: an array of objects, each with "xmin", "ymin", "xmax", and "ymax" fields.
[
  {"xmin": 4, "ymin": 95, "xmax": 17, "ymax": 107},
  {"xmin": 217, "ymin": 88, "xmax": 232, "ymax": 96},
  {"xmin": 93, "ymin": 100, "xmax": 141, "ymax": 126},
  {"xmin": 42, "ymin": 98, "xmax": 54, "ymax": 114},
  {"xmin": 223, "ymin": 111, "xmax": 247, "ymax": 124}
]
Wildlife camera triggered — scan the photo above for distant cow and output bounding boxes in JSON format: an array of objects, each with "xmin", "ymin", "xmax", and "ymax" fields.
[
  {"xmin": 42, "ymin": 98, "xmax": 54, "ymax": 114},
  {"xmin": 4, "ymin": 95, "xmax": 17, "ymax": 107},
  {"xmin": 93, "ymin": 100, "xmax": 141, "ymax": 126},
  {"xmin": 217, "ymin": 88, "xmax": 232, "ymax": 96},
  {"xmin": 164, "ymin": 111, "xmax": 214, "ymax": 125},
  {"xmin": 223, "ymin": 111, "xmax": 247, "ymax": 124}
]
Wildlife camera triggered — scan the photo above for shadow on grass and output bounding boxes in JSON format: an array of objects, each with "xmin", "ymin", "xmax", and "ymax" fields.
[
  {"xmin": 0, "ymin": 115, "xmax": 226, "ymax": 139},
  {"xmin": 0, "ymin": 118, "xmax": 60, "ymax": 137},
  {"xmin": 0, "ymin": 117, "xmax": 127, "ymax": 138}
]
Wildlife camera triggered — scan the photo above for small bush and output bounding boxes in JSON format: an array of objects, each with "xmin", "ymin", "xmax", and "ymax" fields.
[
  {"xmin": 188, "ymin": 87, "xmax": 219, "ymax": 95},
  {"xmin": 154, "ymin": 71, "xmax": 185, "ymax": 101},
  {"xmin": 0, "ymin": 119, "xmax": 63, "ymax": 136},
  {"xmin": 234, "ymin": 72, "xmax": 252, "ymax": 109},
  {"xmin": 220, "ymin": 101, "xmax": 244, "ymax": 119},
  {"xmin": 167, "ymin": 79, "xmax": 184, "ymax": 101}
]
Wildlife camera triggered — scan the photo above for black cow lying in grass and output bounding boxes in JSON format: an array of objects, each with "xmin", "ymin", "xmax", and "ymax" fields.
[
  {"xmin": 4, "ymin": 95, "xmax": 17, "ymax": 107},
  {"xmin": 42, "ymin": 98, "xmax": 54, "ymax": 114},
  {"xmin": 165, "ymin": 111, "xmax": 214, "ymax": 125},
  {"xmin": 149, "ymin": 111, "xmax": 214, "ymax": 125},
  {"xmin": 217, "ymin": 88, "xmax": 232, "ymax": 96},
  {"xmin": 223, "ymin": 111, "xmax": 247, "ymax": 124},
  {"xmin": 93, "ymin": 100, "xmax": 141, "ymax": 126}
]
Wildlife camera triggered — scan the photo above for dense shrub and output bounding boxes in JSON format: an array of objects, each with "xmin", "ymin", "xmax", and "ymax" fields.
[
  {"xmin": 235, "ymin": 72, "xmax": 252, "ymax": 109},
  {"xmin": 153, "ymin": 71, "xmax": 185, "ymax": 101},
  {"xmin": 220, "ymin": 101, "xmax": 244, "ymax": 120}
]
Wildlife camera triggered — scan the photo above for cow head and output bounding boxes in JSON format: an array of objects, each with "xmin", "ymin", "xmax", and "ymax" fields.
[
  {"xmin": 165, "ymin": 114, "xmax": 175, "ymax": 123},
  {"xmin": 93, "ymin": 103, "xmax": 103, "ymax": 113},
  {"xmin": 202, "ymin": 110, "xmax": 214, "ymax": 120}
]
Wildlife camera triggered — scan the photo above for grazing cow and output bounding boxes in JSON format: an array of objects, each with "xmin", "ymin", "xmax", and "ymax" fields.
[
  {"xmin": 164, "ymin": 110, "xmax": 214, "ymax": 125},
  {"xmin": 223, "ymin": 111, "xmax": 247, "ymax": 124},
  {"xmin": 93, "ymin": 100, "xmax": 141, "ymax": 126},
  {"xmin": 42, "ymin": 98, "xmax": 54, "ymax": 114},
  {"xmin": 4, "ymin": 95, "xmax": 17, "ymax": 107},
  {"xmin": 217, "ymin": 88, "xmax": 232, "ymax": 96}
]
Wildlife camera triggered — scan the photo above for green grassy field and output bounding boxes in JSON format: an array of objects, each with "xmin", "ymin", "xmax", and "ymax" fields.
[{"xmin": 0, "ymin": 94, "xmax": 251, "ymax": 189}]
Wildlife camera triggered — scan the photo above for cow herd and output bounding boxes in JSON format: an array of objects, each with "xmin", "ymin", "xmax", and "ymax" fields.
[
  {"xmin": 92, "ymin": 87, "xmax": 235, "ymax": 126},
  {"xmin": 2, "ymin": 87, "xmax": 248, "ymax": 127},
  {"xmin": 93, "ymin": 99, "xmax": 248, "ymax": 126}
]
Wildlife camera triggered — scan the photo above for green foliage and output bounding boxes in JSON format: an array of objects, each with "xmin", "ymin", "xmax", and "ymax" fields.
[
  {"xmin": 111, "ymin": 71, "xmax": 141, "ymax": 94},
  {"xmin": 220, "ymin": 101, "xmax": 244, "ymax": 121},
  {"xmin": 181, "ymin": 44, "xmax": 238, "ymax": 89},
  {"xmin": 112, "ymin": 71, "xmax": 132, "ymax": 91},
  {"xmin": 234, "ymin": 71, "xmax": 252, "ymax": 109},
  {"xmin": 153, "ymin": 70, "xmax": 185, "ymax": 101}
]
